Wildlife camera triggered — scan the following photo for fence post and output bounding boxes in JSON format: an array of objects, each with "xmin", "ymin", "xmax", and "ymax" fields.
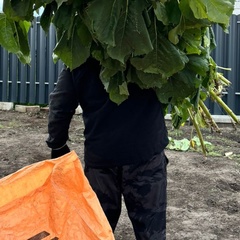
[
  {"xmin": 2, "ymin": 49, "xmax": 9, "ymax": 101},
  {"xmin": 38, "ymin": 22, "xmax": 47, "ymax": 104},
  {"xmin": 9, "ymin": 54, "xmax": 18, "ymax": 102},
  {"xmin": 29, "ymin": 19, "xmax": 37, "ymax": 104}
]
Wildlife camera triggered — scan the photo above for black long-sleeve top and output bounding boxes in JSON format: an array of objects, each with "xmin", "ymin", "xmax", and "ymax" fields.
[{"xmin": 46, "ymin": 58, "xmax": 169, "ymax": 167}]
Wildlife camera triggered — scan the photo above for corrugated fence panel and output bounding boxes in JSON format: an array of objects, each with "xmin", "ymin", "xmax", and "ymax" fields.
[
  {"xmin": 0, "ymin": 16, "xmax": 239, "ymax": 115},
  {"xmin": 0, "ymin": 18, "xmax": 62, "ymax": 105},
  {"xmin": 38, "ymin": 21, "xmax": 48, "ymax": 104},
  {"xmin": 210, "ymin": 14, "xmax": 240, "ymax": 115},
  {"xmin": 29, "ymin": 19, "xmax": 37, "ymax": 104},
  {"xmin": 0, "ymin": 49, "xmax": 8, "ymax": 101},
  {"xmin": 10, "ymin": 55, "xmax": 19, "ymax": 102}
]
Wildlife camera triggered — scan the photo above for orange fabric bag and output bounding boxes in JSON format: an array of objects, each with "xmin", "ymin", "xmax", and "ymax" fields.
[{"xmin": 0, "ymin": 151, "xmax": 115, "ymax": 240}]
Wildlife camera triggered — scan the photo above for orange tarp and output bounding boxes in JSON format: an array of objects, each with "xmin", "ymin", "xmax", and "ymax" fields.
[{"xmin": 0, "ymin": 151, "xmax": 115, "ymax": 240}]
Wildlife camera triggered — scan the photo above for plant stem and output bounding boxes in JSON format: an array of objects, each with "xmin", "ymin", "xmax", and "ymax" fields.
[
  {"xmin": 199, "ymin": 99, "xmax": 221, "ymax": 132},
  {"xmin": 187, "ymin": 108, "xmax": 207, "ymax": 156},
  {"xmin": 217, "ymin": 72, "xmax": 231, "ymax": 86},
  {"xmin": 216, "ymin": 66, "xmax": 232, "ymax": 71},
  {"xmin": 209, "ymin": 90, "xmax": 240, "ymax": 124}
]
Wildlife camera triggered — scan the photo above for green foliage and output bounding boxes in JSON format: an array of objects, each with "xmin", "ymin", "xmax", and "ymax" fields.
[
  {"xmin": 0, "ymin": 13, "xmax": 31, "ymax": 63},
  {"xmin": 0, "ymin": 0, "xmax": 238, "ymax": 136},
  {"xmin": 167, "ymin": 137, "xmax": 191, "ymax": 151},
  {"xmin": 167, "ymin": 136, "xmax": 212, "ymax": 152}
]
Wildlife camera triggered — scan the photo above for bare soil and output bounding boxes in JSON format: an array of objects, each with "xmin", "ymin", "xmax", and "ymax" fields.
[{"xmin": 0, "ymin": 109, "xmax": 240, "ymax": 240}]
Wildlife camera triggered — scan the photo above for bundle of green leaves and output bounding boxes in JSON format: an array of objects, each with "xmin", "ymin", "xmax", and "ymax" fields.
[{"xmin": 0, "ymin": 1, "xmax": 237, "ymax": 138}]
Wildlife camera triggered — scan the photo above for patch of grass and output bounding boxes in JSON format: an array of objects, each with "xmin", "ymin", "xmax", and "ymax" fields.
[
  {"xmin": 204, "ymin": 135, "xmax": 240, "ymax": 159},
  {"xmin": 7, "ymin": 120, "xmax": 20, "ymax": 128},
  {"xmin": 206, "ymin": 150, "xmax": 222, "ymax": 157},
  {"xmin": 235, "ymin": 157, "xmax": 240, "ymax": 166},
  {"xmin": 0, "ymin": 119, "xmax": 21, "ymax": 129},
  {"xmin": 168, "ymin": 128, "xmax": 185, "ymax": 139}
]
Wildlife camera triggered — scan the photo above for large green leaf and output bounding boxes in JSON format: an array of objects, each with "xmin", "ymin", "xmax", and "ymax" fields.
[
  {"xmin": 155, "ymin": 69, "xmax": 198, "ymax": 105},
  {"xmin": 154, "ymin": 0, "xmax": 181, "ymax": 27},
  {"xmin": 165, "ymin": 0, "xmax": 182, "ymax": 25},
  {"xmin": 101, "ymin": 71, "xmax": 129, "ymax": 105},
  {"xmin": 52, "ymin": 3, "xmax": 75, "ymax": 39},
  {"xmin": 187, "ymin": 54, "xmax": 209, "ymax": 78},
  {"xmin": 182, "ymin": 0, "xmax": 235, "ymax": 28},
  {"xmin": 100, "ymin": 59, "xmax": 125, "ymax": 80},
  {"xmin": 135, "ymin": 70, "xmax": 166, "ymax": 89},
  {"xmin": 85, "ymin": 0, "xmax": 122, "ymax": 46},
  {"xmin": 0, "ymin": 13, "xmax": 19, "ymax": 53},
  {"xmin": 99, "ymin": 56, "xmax": 128, "ymax": 104},
  {"xmin": 53, "ymin": 16, "xmax": 92, "ymax": 69},
  {"xmin": 168, "ymin": 19, "xmax": 185, "ymax": 45},
  {"xmin": 179, "ymin": 28, "xmax": 203, "ymax": 54},
  {"xmin": 154, "ymin": 1, "xmax": 169, "ymax": 25},
  {"xmin": 131, "ymin": 28, "xmax": 188, "ymax": 78},
  {"xmin": 40, "ymin": 2, "xmax": 57, "ymax": 32},
  {"xmin": 0, "ymin": 13, "xmax": 30, "ymax": 64},
  {"xmin": 107, "ymin": 0, "xmax": 153, "ymax": 63},
  {"xmin": 179, "ymin": 0, "xmax": 212, "ymax": 27},
  {"xmin": 15, "ymin": 21, "xmax": 31, "ymax": 56},
  {"xmin": 123, "ymin": 64, "xmax": 167, "ymax": 90},
  {"xmin": 195, "ymin": 0, "xmax": 234, "ymax": 26},
  {"xmin": 3, "ymin": 0, "xmax": 35, "ymax": 21}
]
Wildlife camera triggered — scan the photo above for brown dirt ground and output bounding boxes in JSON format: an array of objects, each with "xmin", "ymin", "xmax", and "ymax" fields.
[{"xmin": 0, "ymin": 109, "xmax": 240, "ymax": 240}]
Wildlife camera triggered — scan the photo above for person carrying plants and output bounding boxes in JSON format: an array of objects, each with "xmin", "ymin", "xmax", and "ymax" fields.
[{"xmin": 46, "ymin": 57, "xmax": 169, "ymax": 240}]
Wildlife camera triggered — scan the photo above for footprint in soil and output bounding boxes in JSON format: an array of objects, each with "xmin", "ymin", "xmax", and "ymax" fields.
[
  {"xmin": 206, "ymin": 180, "xmax": 240, "ymax": 214},
  {"xmin": 222, "ymin": 200, "xmax": 239, "ymax": 214},
  {"xmin": 216, "ymin": 179, "xmax": 240, "ymax": 192}
]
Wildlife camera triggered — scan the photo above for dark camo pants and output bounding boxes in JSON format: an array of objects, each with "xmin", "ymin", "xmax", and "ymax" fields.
[{"xmin": 84, "ymin": 152, "xmax": 168, "ymax": 240}]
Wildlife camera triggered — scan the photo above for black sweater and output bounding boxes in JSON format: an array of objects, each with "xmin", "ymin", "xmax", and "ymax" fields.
[{"xmin": 46, "ymin": 58, "xmax": 169, "ymax": 167}]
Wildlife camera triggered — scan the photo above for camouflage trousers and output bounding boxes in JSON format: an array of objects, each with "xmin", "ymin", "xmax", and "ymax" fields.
[{"xmin": 84, "ymin": 151, "xmax": 168, "ymax": 240}]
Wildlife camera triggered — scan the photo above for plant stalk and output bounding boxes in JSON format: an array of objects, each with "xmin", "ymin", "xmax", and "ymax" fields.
[
  {"xmin": 217, "ymin": 72, "xmax": 231, "ymax": 86},
  {"xmin": 199, "ymin": 99, "xmax": 221, "ymax": 132},
  {"xmin": 187, "ymin": 108, "xmax": 207, "ymax": 156},
  {"xmin": 209, "ymin": 90, "xmax": 240, "ymax": 124},
  {"xmin": 216, "ymin": 66, "xmax": 232, "ymax": 71}
]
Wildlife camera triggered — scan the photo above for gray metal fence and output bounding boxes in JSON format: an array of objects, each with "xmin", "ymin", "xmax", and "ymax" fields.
[
  {"xmin": 0, "ymin": 16, "xmax": 239, "ymax": 115},
  {"xmin": 209, "ymin": 14, "xmax": 240, "ymax": 115},
  {"xmin": 0, "ymin": 18, "xmax": 63, "ymax": 105}
]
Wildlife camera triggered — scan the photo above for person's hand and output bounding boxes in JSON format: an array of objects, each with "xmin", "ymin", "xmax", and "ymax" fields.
[{"xmin": 51, "ymin": 145, "xmax": 70, "ymax": 158}]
